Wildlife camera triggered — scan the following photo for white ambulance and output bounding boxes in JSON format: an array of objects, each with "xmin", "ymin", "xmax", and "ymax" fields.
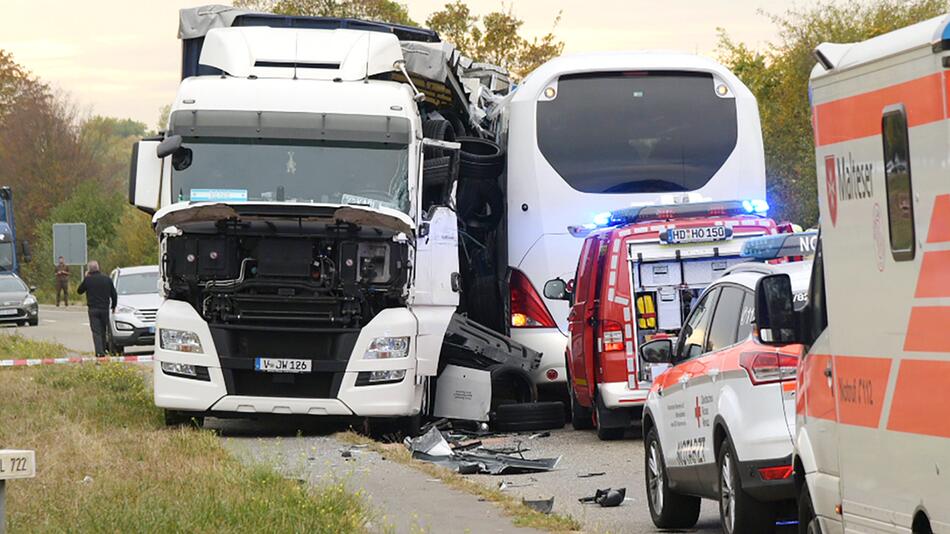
[{"xmin": 754, "ymin": 14, "xmax": 950, "ymax": 533}]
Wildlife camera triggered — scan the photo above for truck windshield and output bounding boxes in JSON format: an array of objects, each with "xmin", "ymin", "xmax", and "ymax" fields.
[
  {"xmin": 0, "ymin": 243, "xmax": 14, "ymax": 272},
  {"xmin": 537, "ymin": 71, "xmax": 738, "ymax": 193},
  {"xmin": 117, "ymin": 272, "xmax": 159, "ymax": 295},
  {"xmin": 172, "ymin": 138, "xmax": 410, "ymax": 213}
]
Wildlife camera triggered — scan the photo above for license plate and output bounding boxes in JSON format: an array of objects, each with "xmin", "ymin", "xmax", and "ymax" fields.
[
  {"xmin": 254, "ymin": 358, "xmax": 312, "ymax": 373},
  {"xmin": 664, "ymin": 226, "xmax": 730, "ymax": 244},
  {"xmin": 0, "ymin": 309, "xmax": 17, "ymax": 316}
]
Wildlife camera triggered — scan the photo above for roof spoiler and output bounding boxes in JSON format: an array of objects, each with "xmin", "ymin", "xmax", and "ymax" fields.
[{"xmin": 813, "ymin": 43, "xmax": 852, "ymax": 72}]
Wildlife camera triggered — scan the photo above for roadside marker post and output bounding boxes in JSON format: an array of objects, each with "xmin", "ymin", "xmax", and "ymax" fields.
[{"xmin": 0, "ymin": 449, "xmax": 35, "ymax": 534}]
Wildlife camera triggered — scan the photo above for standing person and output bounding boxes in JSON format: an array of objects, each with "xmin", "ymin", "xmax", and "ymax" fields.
[
  {"xmin": 77, "ymin": 261, "xmax": 117, "ymax": 357},
  {"xmin": 55, "ymin": 256, "xmax": 70, "ymax": 307}
]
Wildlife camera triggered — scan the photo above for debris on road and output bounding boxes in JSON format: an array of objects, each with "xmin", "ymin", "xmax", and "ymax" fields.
[
  {"xmin": 406, "ymin": 427, "xmax": 560, "ymax": 476},
  {"xmin": 579, "ymin": 487, "xmax": 626, "ymax": 508},
  {"xmin": 522, "ymin": 497, "xmax": 555, "ymax": 514},
  {"xmin": 576, "ymin": 472, "xmax": 606, "ymax": 478}
]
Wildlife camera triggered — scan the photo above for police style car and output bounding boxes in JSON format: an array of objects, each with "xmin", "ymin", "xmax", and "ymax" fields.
[{"xmin": 639, "ymin": 232, "xmax": 815, "ymax": 533}]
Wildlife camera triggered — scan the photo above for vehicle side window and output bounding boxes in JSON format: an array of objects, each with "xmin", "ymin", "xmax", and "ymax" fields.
[
  {"xmin": 881, "ymin": 105, "xmax": 916, "ymax": 261},
  {"xmin": 706, "ymin": 286, "xmax": 745, "ymax": 352},
  {"xmin": 675, "ymin": 288, "xmax": 719, "ymax": 361},
  {"xmin": 736, "ymin": 291, "xmax": 755, "ymax": 342},
  {"xmin": 805, "ymin": 239, "xmax": 829, "ymax": 346}
]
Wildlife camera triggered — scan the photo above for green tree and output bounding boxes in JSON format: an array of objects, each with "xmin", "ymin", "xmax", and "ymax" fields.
[
  {"xmin": 233, "ymin": 0, "xmax": 416, "ymax": 25},
  {"xmin": 717, "ymin": 0, "xmax": 948, "ymax": 226},
  {"xmin": 426, "ymin": 2, "xmax": 563, "ymax": 79}
]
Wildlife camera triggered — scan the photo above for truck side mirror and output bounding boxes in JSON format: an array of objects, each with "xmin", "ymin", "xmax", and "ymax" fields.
[
  {"xmin": 20, "ymin": 240, "xmax": 31, "ymax": 263},
  {"xmin": 755, "ymin": 274, "xmax": 802, "ymax": 345},
  {"xmin": 543, "ymin": 278, "xmax": 571, "ymax": 300},
  {"xmin": 639, "ymin": 338, "xmax": 673, "ymax": 364},
  {"xmin": 129, "ymin": 139, "xmax": 163, "ymax": 215},
  {"xmin": 156, "ymin": 135, "xmax": 183, "ymax": 158}
]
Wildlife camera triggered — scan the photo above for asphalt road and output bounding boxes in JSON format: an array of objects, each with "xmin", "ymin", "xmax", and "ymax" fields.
[
  {"xmin": 7, "ymin": 308, "xmax": 736, "ymax": 533},
  {"xmin": 2, "ymin": 304, "xmax": 153, "ymax": 355}
]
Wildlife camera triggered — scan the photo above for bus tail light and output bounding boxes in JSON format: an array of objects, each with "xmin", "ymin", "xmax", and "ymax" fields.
[
  {"xmin": 510, "ymin": 268, "xmax": 557, "ymax": 328},
  {"xmin": 739, "ymin": 352, "xmax": 797, "ymax": 385}
]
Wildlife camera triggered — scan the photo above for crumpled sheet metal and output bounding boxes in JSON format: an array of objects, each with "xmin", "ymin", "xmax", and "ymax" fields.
[{"xmin": 407, "ymin": 428, "xmax": 560, "ymax": 475}]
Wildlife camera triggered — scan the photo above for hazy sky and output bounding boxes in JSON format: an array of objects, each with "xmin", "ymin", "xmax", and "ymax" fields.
[{"xmin": 0, "ymin": 1, "xmax": 795, "ymax": 126}]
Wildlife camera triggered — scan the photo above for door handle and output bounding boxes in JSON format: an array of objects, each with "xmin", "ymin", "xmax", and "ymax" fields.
[
  {"xmin": 706, "ymin": 368, "xmax": 720, "ymax": 379},
  {"xmin": 678, "ymin": 375, "xmax": 690, "ymax": 385},
  {"xmin": 824, "ymin": 363, "xmax": 833, "ymax": 389}
]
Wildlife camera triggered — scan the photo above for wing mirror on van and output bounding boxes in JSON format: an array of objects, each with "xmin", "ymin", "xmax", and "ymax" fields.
[
  {"xmin": 639, "ymin": 338, "xmax": 673, "ymax": 364},
  {"xmin": 754, "ymin": 274, "xmax": 803, "ymax": 345},
  {"xmin": 543, "ymin": 278, "xmax": 572, "ymax": 300}
]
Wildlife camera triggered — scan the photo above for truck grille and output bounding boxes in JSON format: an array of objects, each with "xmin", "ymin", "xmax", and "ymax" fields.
[
  {"xmin": 224, "ymin": 369, "xmax": 340, "ymax": 399},
  {"xmin": 135, "ymin": 309, "xmax": 157, "ymax": 324}
]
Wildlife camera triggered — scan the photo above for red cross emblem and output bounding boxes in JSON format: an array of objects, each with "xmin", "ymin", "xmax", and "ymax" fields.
[{"xmin": 694, "ymin": 397, "xmax": 702, "ymax": 428}]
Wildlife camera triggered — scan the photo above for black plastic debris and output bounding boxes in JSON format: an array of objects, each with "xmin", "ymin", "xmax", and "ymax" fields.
[
  {"xmin": 579, "ymin": 487, "xmax": 626, "ymax": 507},
  {"xmin": 522, "ymin": 497, "xmax": 554, "ymax": 514},
  {"xmin": 577, "ymin": 472, "xmax": 606, "ymax": 478}
]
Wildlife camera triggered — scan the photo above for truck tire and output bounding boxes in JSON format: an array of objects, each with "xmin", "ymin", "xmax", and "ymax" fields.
[
  {"xmin": 164, "ymin": 409, "xmax": 204, "ymax": 428},
  {"xmin": 718, "ymin": 437, "xmax": 775, "ymax": 534},
  {"xmin": 458, "ymin": 137, "xmax": 504, "ymax": 180},
  {"xmin": 423, "ymin": 119, "xmax": 456, "ymax": 158},
  {"xmin": 491, "ymin": 401, "xmax": 565, "ymax": 432},
  {"xmin": 644, "ymin": 427, "xmax": 701, "ymax": 529},
  {"xmin": 456, "ymin": 179, "xmax": 503, "ymax": 230}
]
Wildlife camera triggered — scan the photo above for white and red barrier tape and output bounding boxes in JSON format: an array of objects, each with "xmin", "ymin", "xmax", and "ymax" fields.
[{"xmin": 0, "ymin": 355, "xmax": 153, "ymax": 367}]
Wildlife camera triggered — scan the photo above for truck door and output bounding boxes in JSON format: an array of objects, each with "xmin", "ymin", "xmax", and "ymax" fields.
[{"xmin": 569, "ymin": 237, "xmax": 606, "ymax": 405}]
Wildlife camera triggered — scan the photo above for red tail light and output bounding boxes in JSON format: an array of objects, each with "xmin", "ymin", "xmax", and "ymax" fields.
[
  {"xmin": 757, "ymin": 465, "xmax": 793, "ymax": 480},
  {"xmin": 739, "ymin": 352, "xmax": 798, "ymax": 385},
  {"xmin": 601, "ymin": 322, "xmax": 624, "ymax": 352},
  {"xmin": 510, "ymin": 269, "xmax": 557, "ymax": 328}
]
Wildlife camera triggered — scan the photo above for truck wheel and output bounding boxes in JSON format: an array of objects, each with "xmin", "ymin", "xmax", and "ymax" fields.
[
  {"xmin": 458, "ymin": 137, "xmax": 504, "ymax": 180},
  {"xmin": 594, "ymin": 396, "xmax": 626, "ymax": 440},
  {"xmin": 799, "ymin": 483, "xmax": 821, "ymax": 534},
  {"xmin": 569, "ymin": 385, "xmax": 594, "ymax": 430},
  {"xmin": 718, "ymin": 437, "xmax": 775, "ymax": 534},
  {"xmin": 645, "ymin": 427, "xmax": 701, "ymax": 529},
  {"xmin": 164, "ymin": 409, "xmax": 204, "ymax": 428},
  {"xmin": 491, "ymin": 401, "xmax": 565, "ymax": 432}
]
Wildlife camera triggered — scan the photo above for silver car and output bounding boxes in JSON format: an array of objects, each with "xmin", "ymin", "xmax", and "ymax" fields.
[
  {"xmin": 107, "ymin": 265, "xmax": 160, "ymax": 354},
  {"xmin": 0, "ymin": 273, "xmax": 38, "ymax": 326}
]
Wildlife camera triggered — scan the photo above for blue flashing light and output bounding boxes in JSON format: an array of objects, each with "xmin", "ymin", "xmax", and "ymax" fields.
[
  {"xmin": 741, "ymin": 231, "xmax": 819, "ymax": 261},
  {"xmin": 743, "ymin": 199, "xmax": 770, "ymax": 214},
  {"xmin": 592, "ymin": 212, "xmax": 612, "ymax": 226}
]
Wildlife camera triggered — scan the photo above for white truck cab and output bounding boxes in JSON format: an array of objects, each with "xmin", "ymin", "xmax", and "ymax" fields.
[{"xmin": 129, "ymin": 7, "xmax": 528, "ymax": 428}]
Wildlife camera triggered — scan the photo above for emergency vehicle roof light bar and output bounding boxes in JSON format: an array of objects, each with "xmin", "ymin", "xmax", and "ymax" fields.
[
  {"xmin": 567, "ymin": 199, "xmax": 769, "ymax": 238},
  {"xmin": 740, "ymin": 231, "xmax": 819, "ymax": 261}
]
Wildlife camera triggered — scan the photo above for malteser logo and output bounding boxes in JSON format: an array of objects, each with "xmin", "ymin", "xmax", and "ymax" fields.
[{"xmin": 825, "ymin": 153, "xmax": 874, "ymax": 227}]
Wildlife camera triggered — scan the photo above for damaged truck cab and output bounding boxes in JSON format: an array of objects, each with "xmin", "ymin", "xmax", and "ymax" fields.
[{"xmin": 129, "ymin": 8, "xmax": 497, "ymax": 425}]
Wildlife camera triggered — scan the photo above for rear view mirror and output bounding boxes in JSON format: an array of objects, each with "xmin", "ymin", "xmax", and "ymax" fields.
[
  {"xmin": 156, "ymin": 135, "xmax": 183, "ymax": 159},
  {"xmin": 543, "ymin": 278, "xmax": 571, "ymax": 300},
  {"xmin": 129, "ymin": 138, "xmax": 163, "ymax": 215},
  {"xmin": 755, "ymin": 274, "xmax": 802, "ymax": 345},
  {"xmin": 28, "ymin": 285, "xmax": 36, "ymax": 293},
  {"xmin": 640, "ymin": 339, "xmax": 673, "ymax": 364}
]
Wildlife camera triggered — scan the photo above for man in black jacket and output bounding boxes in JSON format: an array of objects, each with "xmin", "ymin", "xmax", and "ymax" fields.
[{"xmin": 77, "ymin": 261, "xmax": 117, "ymax": 356}]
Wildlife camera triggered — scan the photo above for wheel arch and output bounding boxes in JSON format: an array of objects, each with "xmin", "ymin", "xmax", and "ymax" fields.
[
  {"xmin": 912, "ymin": 507, "xmax": 932, "ymax": 534},
  {"xmin": 712, "ymin": 414, "xmax": 733, "ymax": 460},
  {"xmin": 642, "ymin": 406, "xmax": 656, "ymax": 437}
]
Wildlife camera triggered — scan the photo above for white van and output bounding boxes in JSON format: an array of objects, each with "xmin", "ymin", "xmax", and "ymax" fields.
[
  {"xmin": 499, "ymin": 52, "xmax": 767, "ymax": 393},
  {"xmin": 754, "ymin": 14, "xmax": 950, "ymax": 533}
]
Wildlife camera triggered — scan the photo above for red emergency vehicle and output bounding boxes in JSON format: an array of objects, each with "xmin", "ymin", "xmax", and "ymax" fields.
[{"xmin": 544, "ymin": 199, "xmax": 778, "ymax": 439}]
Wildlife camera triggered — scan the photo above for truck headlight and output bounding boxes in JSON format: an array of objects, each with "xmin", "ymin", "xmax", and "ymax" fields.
[
  {"xmin": 363, "ymin": 337, "xmax": 410, "ymax": 359},
  {"xmin": 368, "ymin": 369, "xmax": 406, "ymax": 383},
  {"xmin": 160, "ymin": 329, "xmax": 203, "ymax": 353},
  {"xmin": 161, "ymin": 361, "xmax": 197, "ymax": 377}
]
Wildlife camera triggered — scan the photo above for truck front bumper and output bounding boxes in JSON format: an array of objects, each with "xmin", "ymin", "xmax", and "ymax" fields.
[{"xmin": 153, "ymin": 300, "xmax": 425, "ymax": 417}]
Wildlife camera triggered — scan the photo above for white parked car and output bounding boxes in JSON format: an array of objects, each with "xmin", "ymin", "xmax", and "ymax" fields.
[{"xmin": 107, "ymin": 265, "xmax": 160, "ymax": 354}]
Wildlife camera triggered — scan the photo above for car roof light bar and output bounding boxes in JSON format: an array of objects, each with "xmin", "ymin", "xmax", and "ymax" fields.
[{"xmin": 741, "ymin": 231, "xmax": 819, "ymax": 261}]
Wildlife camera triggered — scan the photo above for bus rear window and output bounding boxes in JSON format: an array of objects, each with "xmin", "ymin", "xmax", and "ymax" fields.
[{"xmin": 537, "ymin": 71, "xmax": 738, "ymax": 194}]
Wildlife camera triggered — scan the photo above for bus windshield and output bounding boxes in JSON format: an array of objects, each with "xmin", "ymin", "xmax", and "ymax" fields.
[{"xmin": 537, "ymin": 71, "xmax": 738, "ymax": 194}]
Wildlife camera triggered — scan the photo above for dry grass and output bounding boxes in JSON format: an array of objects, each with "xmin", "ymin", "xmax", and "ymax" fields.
[
  {"xmin": 0, "ymin": 358, "xmax": 369, "ymax": 533},
  {"xmin": 337, "ymin": 431, "xmax": 583, "ymax": 532}
]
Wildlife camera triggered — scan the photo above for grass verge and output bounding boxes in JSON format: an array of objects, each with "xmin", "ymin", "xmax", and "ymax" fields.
[
  {"xmin": 337, "ymin": 431, "xmax": 582, "ymax": 532},
  {"xmin": 0, "ymin": 338, "xmax": 369, "ymax": 533}
]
